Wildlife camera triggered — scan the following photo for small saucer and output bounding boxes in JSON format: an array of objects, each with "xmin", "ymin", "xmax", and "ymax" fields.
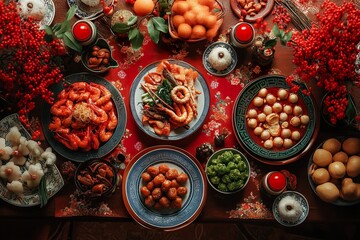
[
  {"xmin": 272, "ymin": 191, "xmax": 309, "ymax": 227},
  {"xmin": 202, "ymin": 42, "xmax": 238, "ymax": 77}
]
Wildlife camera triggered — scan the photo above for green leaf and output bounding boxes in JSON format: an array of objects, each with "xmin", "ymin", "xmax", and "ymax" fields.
[
  {"xmin": 128, "ymin": 28, "xmax": 144, "ymax": 50},
  {"xmin": 66, "ymin": 5, "xmax": 78, "ymax": 21},
  {"xmin": 272, "ymin": 25, "xmax": 280, "ymax": 37},
  {"xmin": 52, "ymin": 23, "xmax": 62, "ymax": 32},
  {"xmin": 63, "ymin": 31, "xmax": 82, "ymax": 52},
  {"xmin": 264, "ymin": 38, "xmax": 277, "ymax": 48},
  {"xmin": 112, "ymin": 22, "xmax": 131, "ymax": 34},
  {"xmin": 44, "ymin": 26, "xmax": 53, "ymax": 35},
  {"xmin": 151, "ymin": 17, "xmax": 168, "ymax": 33},
  {"xmin": 148, "ymin": 20, "xmax": 160, "ymax": 44},
  {"xmin": 128, "ymin": 16, "xmax": 138, "ymax": 26}
]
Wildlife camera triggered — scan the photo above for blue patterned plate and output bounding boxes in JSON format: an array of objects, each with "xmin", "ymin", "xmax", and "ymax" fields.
[
  {"xmin": 41, "ymin": 73, "xmax": 126, "ymax": 162},
  {"xmin": 130, "ymin": 59, "xmax": 210, "ymax": 141},
  {"xmin": 122, "ymin": 146, "xmax": 207, "ymax": 231},
  {"xmin": 0, "ymin": 114, "xmax": 64, "ymax": 207},
  {"xmin": 233, "ymin": 75, "xmax": 319, "ymax": 165}
]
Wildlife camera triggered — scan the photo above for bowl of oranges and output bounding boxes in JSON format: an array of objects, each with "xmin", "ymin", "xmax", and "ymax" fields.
[{"xmin": 169, "ymin": 0, "xmax": 224, "ymax": 42}]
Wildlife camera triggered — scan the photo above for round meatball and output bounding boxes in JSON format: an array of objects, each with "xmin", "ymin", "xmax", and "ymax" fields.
[
  {"xmin": 288, "ymin": 93, "xmax": 298, "ymax": 103},
  {"xmin": 278, "ymin": 89, "xmax": 289, "ymax": 100},
  {"xmin": 247, "ymin": 118, "xmax": 258, "ymax": 129},
  {"xmin": 258, "ymin": 88, "xmax": 268, "ymax": 97},
  {"xmin": 253, "ymin": 97, "xmax": 264, "ymax": 107},
  {"xmin": 247, "ymin": 109, "xmax": 258, "ymax": 118},
  {"xmin": 266, "ymin": 94, "xmax": 277, "ymax": 105}
]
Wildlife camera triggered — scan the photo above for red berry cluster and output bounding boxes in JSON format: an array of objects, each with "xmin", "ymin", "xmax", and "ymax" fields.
[
  {"xmin": 286, "ymin": 0, "xmax": 360, "ymax": 124},
  {"xmin": 253, "ymin": 18, "xmax": 269, "ymax": 34},
  {"xmin": 0, "ymin": 1, "xmax": 64, "ymax": 138},
  {"xmin": 272, "ymin": 5, "xmax": 291, "ymax": 29}
]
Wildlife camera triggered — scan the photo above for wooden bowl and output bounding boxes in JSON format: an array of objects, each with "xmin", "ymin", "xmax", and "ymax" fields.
[{"xmin": 168, "ymin": 0, "xmax": 225, "ymax": 42}]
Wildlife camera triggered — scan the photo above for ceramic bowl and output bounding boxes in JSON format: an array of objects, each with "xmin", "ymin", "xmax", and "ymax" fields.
[
  {"xmin": 168, "ymin": 0, "xmax": 224, "ymax": 42},
  {"xmin": 75, "ymin": 158, "xmax": 118, "ymax": 200},
  {"xmin": 205, "ymin": 148, "xmax": 250, "ymax": 194},
  {"xmin": 81, "ymin": 38, "xmax": 118, "ymax": 73}
]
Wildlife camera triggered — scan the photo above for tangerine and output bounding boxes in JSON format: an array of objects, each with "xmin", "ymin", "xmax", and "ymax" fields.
[
  {"xmin": 196, "ymin": 12, "xmax": 209, "ymax": 25},
  {"xmin": 172, "ymin": 15, "xmax": 186, "ymax": 28},
  {"xmin": 177, "ymin": 23, "xmax": 192, "ymax": 39},
  {"xmin": 191, "ymin": 24, "xmax": 206, "ymax": 39},
  {"xmin": 133, "ymin": 0, "xmax": 155, "ymax": 16},
  {"xmin": 206, "ymin": 26, "xmax": 218, "ymax": 40},
  {"xmin": 204, "ymin": 14, "xmax": 217, "ymax": 29},
  {"xmin": 171, "ymin": 1, "xmax": 189, "ymax": 15},
  {"xmin": 183, "ymin": 11, "xmax": 197, "ymax": 26},
  {"xmin": 198, "ymin": 0, "xmax": 215, "ymax": 8}
]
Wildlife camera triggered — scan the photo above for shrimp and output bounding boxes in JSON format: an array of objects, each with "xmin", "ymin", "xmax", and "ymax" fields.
[
  {"xmin": 71, "ymin": 126, "xmax": 91, "ymax": 149},
  {"xmin": 90, "ymin": 131, "xmax": 100, "ymax": 150},
  {"xmin": 183, "ymin": 103, "xmax": 194, "ymax": 125},
  {"xmin": 94, "ymin": 84, "xmax": 111, "ymax": 106},
  {"xmin": 101, "ymin": 101, "xmax": 113, "ymax": 112},
  {"xmin": 58, "ymin": 89, "xmax": 69, "ymax": 99},
  {"xmin": 90, "ymin": 104, "xmax": 108, "ymax": 125},
  {"xmin": 162, "ymin": 103, "xmax": 187, "ymax": 123},
  {"xmin": 99, "ymin": 122, "xmax": 113, "ymax": 142},
  {"xmin": 50, "ymin": 99, "xmax": 72, "ymax": 117},
  {"xmin": 171, "ymin": 85, "xmax": 190, "ymax": 104},
  {"xmin": 88, "ymin": 83, "xmax": 101, "ymax": 102},
  {"xmin": 107, "ymin": 108, "xmax": 118, "ymax": 130},
  {"xmin": 49, "ymin": 117, "xmax": 61, "ymax": 131}
]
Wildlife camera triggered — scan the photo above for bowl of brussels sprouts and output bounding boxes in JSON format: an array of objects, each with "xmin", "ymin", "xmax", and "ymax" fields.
[{"xmin": 205, "ymin": 148, "xmax": 250, "ymax": 194}]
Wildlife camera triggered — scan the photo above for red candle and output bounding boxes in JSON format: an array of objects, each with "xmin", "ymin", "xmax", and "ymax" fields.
[
  {"xmin": 235, "ymin": 23, "xmax": 254, "ymax": 43},
  {"xmin": 73, "ymin": 22, "xmax": 92, "ymax": 42}
]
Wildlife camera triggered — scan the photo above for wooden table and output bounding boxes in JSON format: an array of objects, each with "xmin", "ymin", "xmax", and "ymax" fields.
[{"xmin": 1, "ymin": 0, "xmax": 359, "ymax": 231}]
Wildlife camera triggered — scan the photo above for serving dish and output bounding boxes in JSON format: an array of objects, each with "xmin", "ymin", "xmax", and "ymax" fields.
[
  {"xmin": 81, "ymin": 38, "xmax": 118, "ymax": 73},
  {"xmin": 0, "ymin": 113, "xmax": 64, "ymax": 207},
  {"xmin": 272, "ymin": 191, "xmax": 309, "ymax": 227},
  {"xmin": 202, "ymin": 42, "xmax": 238, "ymax": 77},
  {"xmin": 129, "ymin": 59, "xmax": 210, "ymax": 141},
  {"xmin": 17, "ymin": 0, "xmax": 55, "ymax": 28},
  {"xmin": 232, "ymin": 75, "xmax": 319, "ymax": 165},
  {"xmin": 230, "ymin": 0, "xmax": 275, "ymax": 22},
  {"xmin": 122, "ymin": 145, "xmax": 207, "ymax": 231},
  {"xmin": 307, "ymin": 136, "xmax": 360, "ymax": 206},
  {"xmin": 67, "ymin": 0, "xmax": 114, "ymax": 20},
  {"xmin": 205, "ymin": 148, "xmax": 250, "ymax": 194},
  {"xmin": 168, "ymin": 0, "xmax": 224, "ymax": 42},
  {"xmin": 41, "ymin": 72, "xmax": 126, "ymax": 162}
]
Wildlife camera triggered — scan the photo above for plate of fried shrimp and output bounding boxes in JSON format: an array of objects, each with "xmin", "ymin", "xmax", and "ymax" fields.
[{"xmin": 130, "ymin": 59, "xmax": 210, "ymax": 141}]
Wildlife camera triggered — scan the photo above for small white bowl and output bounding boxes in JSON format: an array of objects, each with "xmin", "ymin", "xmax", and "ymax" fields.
[{"xmin": 272, "ymin": 191, "xmax": 309, "ymax": 227}]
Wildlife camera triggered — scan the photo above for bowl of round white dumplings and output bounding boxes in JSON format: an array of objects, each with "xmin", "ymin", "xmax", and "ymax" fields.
[{"xmin": 233, "ymin": 75, "xmax": 318, "ymax": 165}]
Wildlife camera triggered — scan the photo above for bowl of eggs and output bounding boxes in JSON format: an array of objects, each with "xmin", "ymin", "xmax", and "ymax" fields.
[
  {"xmin": 168, "ymin": 0, "xmax": 224, "ymax": 42},
  {"xmin": 232, "ymin": 75, "xmax": 319, "ymax": 165},
  {"xmin": 308, "ymin": 136, "xmax": 360, "ymax": 206}
]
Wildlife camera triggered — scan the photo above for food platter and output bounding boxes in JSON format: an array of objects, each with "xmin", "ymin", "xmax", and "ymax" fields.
[
  {"xmin": 122, "ymin": 145, "xmax": 207, "ymax": 231},
  {"xmin": 233, "ymin": 75, "xmax": 319, "ymax": 165},
  {"xmin": 0, "ymin": 114, "xmax": 64, "ymax": 207},
  {"xmin": 41, "ymin": 72, "xmax": 126, "ymax": 162},
  {"xmin": 67, "ymin": 0, "xmax": 114, "ymax": 20},
  {"xmin": 202, "ymin": 42, "xmax": 238, "ymax": 77},
  {"xmin": 230, "ymin": 0, "xmax": 275, "ymax": 22},
  {"xmin": 307, "ymin": 136, "xmax": 360, "ymax": 206},
  {"xmin": 17, "ymin": 0, "xmax": 55, "ymax": 28},
  {"xmin": 130, "ymin": 59, "xmax": 210, "ymax": 141}
]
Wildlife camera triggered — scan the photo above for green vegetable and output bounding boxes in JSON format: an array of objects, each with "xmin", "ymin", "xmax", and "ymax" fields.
[
  {"xmin": 218, "ymin": 150, "xmax": 233, "ymax": 163},
  {"xmin": 206, "ymin": 165, "xmax": 216, "ymax": 177},
  {"xmin": 221, "ymin": 174, "xmax": 231, "ymax": 184},
  {"xmin": 218, "ymin": 183, "xmax": 228, "ymax": 192},
  {"xmin": 227, "ymin": 180, "xmax": 244, "ymax": 191},
  {"xmin": 229, "ymin": 168, "xmax": 241, "ymax": 181},
  {"xmin": 214, "ymin": 163, "xmax": 227, "ymax": 175},
  {"xmin": 210, "ymin": 176, "xmax": 220, "ymax": 185},
  {"xmin": 156, "ymin": 79, "xmax": 173, "ymax": 106},
  {"xmin": 226, "ymin": 161, "xmax": 237, "ymax": 171}
]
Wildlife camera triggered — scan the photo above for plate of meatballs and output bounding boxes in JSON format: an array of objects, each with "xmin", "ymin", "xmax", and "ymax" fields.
[
  {"xmin": 233, "ymin": 75, "xmax": 319, "ymax": 165},
  {"xmin": 122, "ymin": 145, "xmax": 207, "ymax": 231}
]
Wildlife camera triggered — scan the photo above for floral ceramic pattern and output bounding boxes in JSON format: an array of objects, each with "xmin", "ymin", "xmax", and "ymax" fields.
[{"xmin": 0, "ymin": 114, "xmax": 64, "ymax": 207}]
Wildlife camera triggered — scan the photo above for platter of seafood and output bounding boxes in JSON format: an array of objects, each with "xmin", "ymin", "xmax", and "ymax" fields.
[
  {"xmin": 0, "ymin": 114, "xmax": 64, "ymax": 207},
  {"xmin": 41, "ymin": 72, "xmax": 126, "ymax": 162},
  {"xmin": 308, "ymin": 136, "xmax": 360, "ymax": 206},
  {"xmin": 233, "ymin": 75, "xmax": 319, "ymax": 165},
  {"xmin": 122, "ymin": 145, "xmax": 207, "ymax": 231},
  {"xmin": 130, "ymin": 59, "xmax": 210, "ymax": 141}
]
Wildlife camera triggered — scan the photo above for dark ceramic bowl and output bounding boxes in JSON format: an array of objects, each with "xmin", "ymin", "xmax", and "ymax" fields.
[
  {"xmin": 75, "ymin": 158, "xmax": 118, "ymax": 200},
  {"xmin": 81, "ymin": 38, "xmax": 118, "ymax": 73}
]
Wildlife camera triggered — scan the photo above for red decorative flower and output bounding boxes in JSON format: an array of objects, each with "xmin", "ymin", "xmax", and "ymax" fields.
[
  {"xmin": 0, "ymin": 1, "xmax": 65, "ymax": 139},
  {"xmin": 286, "ymin": 0, "xmax": 360, "ymax": 124}
]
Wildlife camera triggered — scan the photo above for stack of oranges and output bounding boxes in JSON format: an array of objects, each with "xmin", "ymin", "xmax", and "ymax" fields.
[{"xmin": 170, "ymin": 0, "xmax": 222, "ymax": 41}]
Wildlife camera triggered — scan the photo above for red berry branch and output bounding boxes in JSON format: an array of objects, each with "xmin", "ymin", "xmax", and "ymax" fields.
[
  {"xmin": 0, "ymin": 1, "xmax": 65, "ymax": 139},
  {"xmin": 286, "ymin": 0, "xmax": 360, "ymax": 125}
]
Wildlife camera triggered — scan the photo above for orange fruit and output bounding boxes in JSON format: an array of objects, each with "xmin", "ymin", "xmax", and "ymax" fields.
[
  {"xmin": 191, "ymin": 24, "xmax": 206, "ymax": 39},
  {"xmin": 172, "ymin": 15, "xmax": 186, "ymax": 28},
  {"xmin": 198, "ymin": 0, "xmax": 215, "ymax": 8},
  {"xmin": 133, "ymin": 0, "xmax": 155, "ymax": 16},
  {"xmin": 183, "ymin": 11, "xmax": 197, "ymax": 26},
  {"xmin": 171, "ymin": 1, "xmax": 189, "ymax": 15},
  {"xmin": 196, "ymin": 12, "xmax": 209, "ymax": 25},
  {"xmin": 204, "ymin": 14, "xmax": 217, "ymax": 29},
  {"xmin": 177, "ymin": 23, "xmax": 192, "ymax": 39},
  {"xmin": 206, "ymin": 26, "xmax": 218, "ymax": 40},
  {"xmin": 191, "ymin": 4, "xmax": 210, "ymax": 14}
]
